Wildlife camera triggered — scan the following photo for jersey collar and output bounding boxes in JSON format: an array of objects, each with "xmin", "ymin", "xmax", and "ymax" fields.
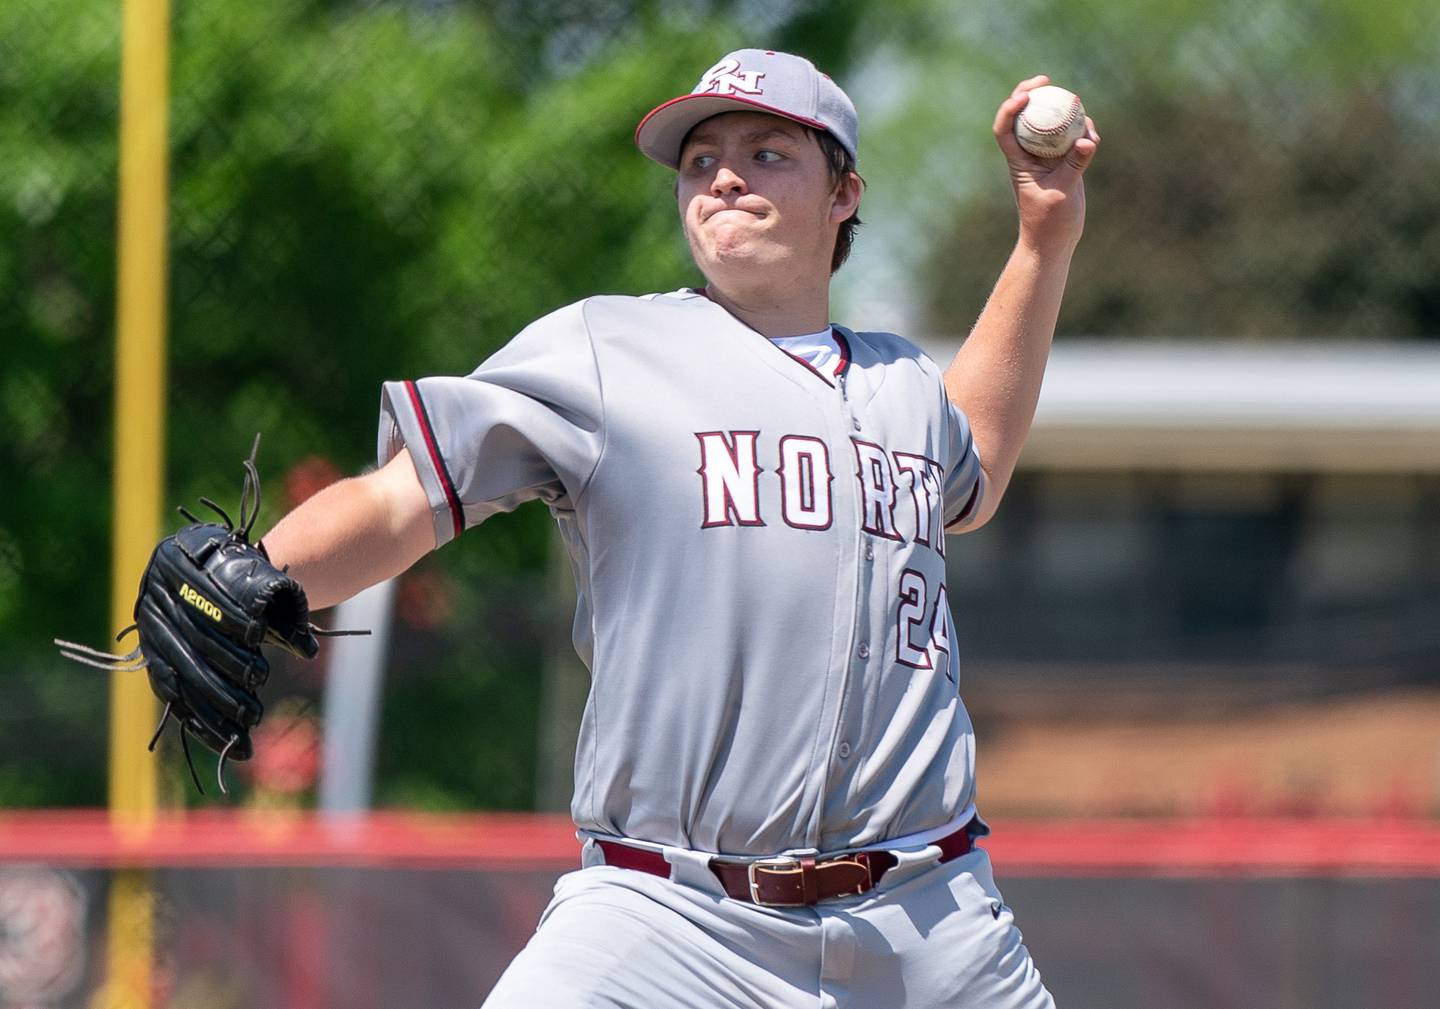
[{"xmin": 687, "ymin": 286, "xmax": 852, "ymax": 388}]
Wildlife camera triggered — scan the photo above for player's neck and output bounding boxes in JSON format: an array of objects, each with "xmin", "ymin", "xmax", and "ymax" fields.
[{"xmin": 700, "ymin": 280, "xmax": 831, "ymax": 339}]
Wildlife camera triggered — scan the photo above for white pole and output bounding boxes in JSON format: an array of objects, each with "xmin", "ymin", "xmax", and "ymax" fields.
[{"xmin": 318, "ymin": 577, "xmax": 397, "ymax": 815}]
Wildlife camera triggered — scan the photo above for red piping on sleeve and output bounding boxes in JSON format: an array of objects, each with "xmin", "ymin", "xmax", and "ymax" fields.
[
  {"xmin": 945, "ymin": 479, "xmax": 982, "ymax": 530},
  {"xmin": 404, "ymin": 380, "xmax": 465, "ymax": 541}
]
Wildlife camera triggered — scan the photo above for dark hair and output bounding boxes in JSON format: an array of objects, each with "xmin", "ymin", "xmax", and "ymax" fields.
[{"xmin": 812, "ymin": 129, "xmax": 863, "ymax": 274}]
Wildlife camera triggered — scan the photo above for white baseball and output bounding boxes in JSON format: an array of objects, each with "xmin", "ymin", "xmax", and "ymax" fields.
[{"xmin": 1014, "ymin": 85, "xmax": 1086, "ymax": 159}]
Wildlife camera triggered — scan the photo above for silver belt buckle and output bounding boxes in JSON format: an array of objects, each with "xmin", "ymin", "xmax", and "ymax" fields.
[{"xmin": 746, "ymin": 855, "xmax": 805, "ymax": 906}]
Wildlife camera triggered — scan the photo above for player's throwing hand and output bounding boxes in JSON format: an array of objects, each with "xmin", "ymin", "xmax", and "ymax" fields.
[{"xmin": 994, "ymin": 75, "xmax": 1100, "ymax": 251}]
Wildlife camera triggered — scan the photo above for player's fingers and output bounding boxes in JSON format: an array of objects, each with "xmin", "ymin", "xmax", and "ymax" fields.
[
  {"xmin": 992, "ymin": 97, "xmax": 1024, "ymax": 139},
  {"xmin": 1064, "ymin": 117, "xmax": 1100, "ymax": 172},
  {"xmin": 1064, "ymin": 137, "xmax": 1097, "ymax": 173},
  {"xmin": 992, "ymin": 75, "xmax": 1051, "ymax": 138}
]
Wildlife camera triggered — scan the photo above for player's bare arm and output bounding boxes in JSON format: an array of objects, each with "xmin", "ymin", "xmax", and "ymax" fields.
[
  {"xmin": 260, "ymin": 446, "xmax": 435, "ymax": 610},
  {"xmin": 943, "ymin": 75, "xmax": 1099, "ymax": 530}
]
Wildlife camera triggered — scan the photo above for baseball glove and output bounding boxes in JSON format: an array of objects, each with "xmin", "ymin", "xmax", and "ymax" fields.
[{"xmin": 56, "ymin": 435, "xmax": 364, "ymax": 794}]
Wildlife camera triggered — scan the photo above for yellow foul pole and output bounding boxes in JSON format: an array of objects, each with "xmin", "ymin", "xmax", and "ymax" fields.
[{"xmin": 106, "ymin": 0, "xmax": 171, "ymax": 1005}]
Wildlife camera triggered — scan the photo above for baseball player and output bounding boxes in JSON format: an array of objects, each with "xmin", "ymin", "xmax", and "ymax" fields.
[{"xmin": 243, "ymin": 50, "xmax": 1095, "ymax": 1006}]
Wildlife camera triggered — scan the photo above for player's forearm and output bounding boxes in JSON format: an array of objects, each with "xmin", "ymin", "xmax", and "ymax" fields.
[
  {"xmin": 943, "ymin": 240, "xmax": 1074, "ymax": 526},
  {"xmin": 260, "ymin": 448, "xmax": 436, "ymax": 610}
]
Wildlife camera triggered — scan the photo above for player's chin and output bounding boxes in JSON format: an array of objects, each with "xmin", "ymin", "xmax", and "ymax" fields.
[
  {"xmin": 702, "ymin": 241, "xmax": 782, "ymax": 278},
  {"xmin": 687, "ymin": 223, "xmax": 784, "ymax": 277},
  {"xmin": 690, "ymin": 230, "xmax": 754, "ymax": 265}
]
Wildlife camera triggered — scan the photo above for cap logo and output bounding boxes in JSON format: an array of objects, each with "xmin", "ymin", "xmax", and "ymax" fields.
[{"xmin": 696, "ymin": 58, "xmax": 765, "ymax": 97}]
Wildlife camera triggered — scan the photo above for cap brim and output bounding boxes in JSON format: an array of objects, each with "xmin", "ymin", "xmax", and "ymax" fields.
[{"xmin": 634, "ymin": 93, "xmax": 829, "ymax": 169}]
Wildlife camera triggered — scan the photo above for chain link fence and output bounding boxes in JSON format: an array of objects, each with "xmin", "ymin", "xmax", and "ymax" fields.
[{"xmin": 5, "ymin": 848, "xmax": 1440, "ymax": 1009}]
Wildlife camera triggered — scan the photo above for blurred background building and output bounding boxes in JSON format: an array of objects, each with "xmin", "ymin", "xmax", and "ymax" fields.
[{"xmin": 943, "ymin": 341, "xmax": 1440, "ymax": 818}]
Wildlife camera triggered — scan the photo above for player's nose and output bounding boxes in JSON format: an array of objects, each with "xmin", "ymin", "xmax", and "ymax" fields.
[{"xmin": 711, "ymin": 165, "xmax": 747, "ymax": 196}]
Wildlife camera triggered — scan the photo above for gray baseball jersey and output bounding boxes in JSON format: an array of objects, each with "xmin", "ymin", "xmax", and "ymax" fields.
[{"xmin": 378, "ymin": 288, "xmax": 984, "ymax": 856}]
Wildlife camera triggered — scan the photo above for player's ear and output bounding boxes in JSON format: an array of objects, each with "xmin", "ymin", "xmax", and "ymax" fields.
[{"xmin": 829, "ymin": 171, "xmax": 863, "ymax": 225}]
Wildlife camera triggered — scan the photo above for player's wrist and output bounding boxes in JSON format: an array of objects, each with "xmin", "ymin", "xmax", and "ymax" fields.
[
  {"xmin": 1012, "ymin": 228, "xmax": 1080, "ymax": 266},
  {"xmin": 1011, "ymin": 178, "xmax": 1086, "ymax": 254}
]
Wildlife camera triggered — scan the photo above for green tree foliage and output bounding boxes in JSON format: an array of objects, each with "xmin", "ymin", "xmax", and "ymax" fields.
[{"xmin": 1, "ymin": 0, "xmax": 121, "ymax": 805}]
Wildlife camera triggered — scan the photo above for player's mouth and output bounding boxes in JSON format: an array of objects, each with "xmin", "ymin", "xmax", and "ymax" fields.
[
  {"xmin": 699, "ymin": 194, "xmax": 777, "ymax": 221},
  {"xmin": 699, "ymin": 199, "xmax": 769, "ymax": 224}
]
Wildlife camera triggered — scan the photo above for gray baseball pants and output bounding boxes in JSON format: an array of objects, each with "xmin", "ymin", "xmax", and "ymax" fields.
[{"xmin": 481, "ymin": 839, "xmax": 1055, "ymax": 1008}]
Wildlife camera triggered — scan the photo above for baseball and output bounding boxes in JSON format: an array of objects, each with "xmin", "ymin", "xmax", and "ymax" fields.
[{"xmin": 1014, "ymin": 85, "xmax": 1087, "ymax": 159}]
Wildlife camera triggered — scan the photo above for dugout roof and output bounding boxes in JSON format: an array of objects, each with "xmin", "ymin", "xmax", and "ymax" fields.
[{"xmin": 919, "ymin": 341, "xmax": 1440, "ymax": 473}]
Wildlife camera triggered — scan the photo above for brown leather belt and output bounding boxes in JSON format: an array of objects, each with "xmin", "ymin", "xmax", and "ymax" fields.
[{"xmin": 595, "ymin": 821, "xmax": 974, "ymax": 907}]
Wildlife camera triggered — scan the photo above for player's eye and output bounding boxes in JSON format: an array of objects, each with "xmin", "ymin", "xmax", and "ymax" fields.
[
  {"xmin": 688, "ymin": 153, "xmax": 717, "ymax": 171},
  {"xmin": 755, "ymin": 149, "xmax": 784, "ymax": 163}
]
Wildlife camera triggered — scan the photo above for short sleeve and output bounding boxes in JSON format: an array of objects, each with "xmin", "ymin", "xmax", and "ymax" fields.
[
  {"xmin": 377, "ymin": 300, "xmax": 605, "ymax": 546},
  {"xmin": 942, "ymin": 400, "xmax": 985, "ymax": 532}
]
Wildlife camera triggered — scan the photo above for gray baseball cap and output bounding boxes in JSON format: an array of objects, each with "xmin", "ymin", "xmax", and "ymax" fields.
[{"xmin": 635, "ymin": 49, "xmax": 859, "ymax": 169}]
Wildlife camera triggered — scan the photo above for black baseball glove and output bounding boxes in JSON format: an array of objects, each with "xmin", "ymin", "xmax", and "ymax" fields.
[{"xmin": 57, "ymin": 436, "xmax": 363, "ymax": 794}]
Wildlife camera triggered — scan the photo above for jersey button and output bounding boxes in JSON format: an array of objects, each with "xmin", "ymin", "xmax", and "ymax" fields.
[
  {"xmin": 837, "ymin": 741, "xmax": 852, "ymax": 759},
  {"xmin": 857, "ymin": 642, "xmax": 870, "ymax": 659},
  {"xmin": 851, "ymin": 416, "xmax": 862, "ymax": 431},
  {"xmin": 864, "ymin": 542, "xmax": 874, "ymax": 561}
]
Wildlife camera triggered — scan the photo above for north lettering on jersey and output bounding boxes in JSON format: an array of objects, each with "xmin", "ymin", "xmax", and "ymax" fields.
[
  {"xmin": 694, "ymin": 430, "xmax": 948, "ymax": 554},
  {"xmin": 696, "ymin": 431, "xmax": 765, "ymax": 528},
  {"xmin": 853, "ymin": 439, "xmax": 903, "ymax": 542},
  {"xmin": 697, "ymin": 57, "xmax": 766, "ymax": 97},
  {"xmin": 893, "ymin": 452, "xmax": 946, "ymax": 556},
  {"xmin": 777, "ymin": 436, "xmax": 833, "ymax": 530}
]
